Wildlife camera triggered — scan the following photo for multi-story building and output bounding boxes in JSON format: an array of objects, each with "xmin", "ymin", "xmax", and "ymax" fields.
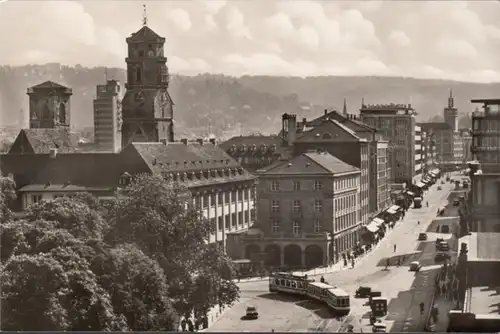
[
  {"xmin": 420, "ymin": 91, "xmax": 464, "ymax": 172},
  {"xmin": 459, "ymin": 128, "xmax": 473, "ymax": 163},
  {"xmin": 467, "ymin": 98, "xmax": 500, "ymax": 232},
  {"xmin": 292, "ymin": 118, "xmax": 370, "ymax": 227},
  {"xmin": 360, "ymin": 103, "xmax": 417, "ymax": 185},
  {"xmin": 420, "ymin": 130, "xmax": 436, "ymax": 174},
  {"xmin": 233, "ymin": 151, "xmax": 361, "ymax": 267},
  {"xmin": 93, "ymin": 80, "xmax": 122, "ymax": 153},
  {"xmin": 27, "ymin": 81, "xmax": 72, "ymax": 130},
  {"xmin": 414, "ymin": 125, "xmax": 423, "ymax": 177}
]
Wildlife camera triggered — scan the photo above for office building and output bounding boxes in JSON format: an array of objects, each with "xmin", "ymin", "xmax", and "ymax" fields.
[
  {"xmin": 360, "ymin": 103, "xmax": 417, "ymax": 185},
  {"xmin": 93, "ymin": 80, "xmax": 122, "ymax": 153},
  {"xmin": 415, "ymin": 124, "xmax": 423, "ymax": 177}
]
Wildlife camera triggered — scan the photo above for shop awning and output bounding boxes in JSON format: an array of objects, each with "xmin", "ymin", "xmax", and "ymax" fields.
[
  {"xmin": 430, "ymin": 171, "xmax": 438, "ymax": 176},
  {"xmin": 373, "ymin": 217, "xmax": 385, "ymax": 226},
  {"xmin": 366, "ymin": 222, "xmax": 379, "ymax": 233},
  {"xmin": 421, "ymin": 179, "xmax": 430, "ymax": 184},
  {"xmin": 415, "ymin": 182, "xmax": 425, "ymax": 188},
  {"xmin": 387, "ymin": 205, "xmax": 401, "ymax": 214},
  {"xmin": 407, "ymin": 191, "xmax": 415, "ymax": 197}
]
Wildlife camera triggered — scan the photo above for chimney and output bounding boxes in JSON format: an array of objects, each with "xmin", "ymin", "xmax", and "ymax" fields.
[
  {"xmin": 196, "ymin": 138, "xmax": 203, "ymax": 145},
  {"xmin": 49, "ymin": 148, "xmax": 58, "ymax": 158},
  {"xmin": 324, "ymin": 109, "xmax": 328, "ymax": 116},
  {"xmin": 181, "ymin": 138, "xmax": 188, "ymax": 145},
  {"xmin": 287, "ymin": 114, "xmax": 297, "ymax": 144},
  {"xmin": 209, "ymin": 138, "xmax": 216, "ymax": 145}
]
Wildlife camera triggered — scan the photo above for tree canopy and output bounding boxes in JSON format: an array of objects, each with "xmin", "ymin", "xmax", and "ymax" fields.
[{"xmin": 1, "ymin": 172, "xmax": 239, "ymax": 330}]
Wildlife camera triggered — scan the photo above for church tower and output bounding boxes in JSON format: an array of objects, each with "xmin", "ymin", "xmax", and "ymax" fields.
[
  {"xmin": 121, "ymin": 7, "xmax": 174, "ymax": 148},
  {"xmin": 27, "ymin": 81, "xmax": 72, "ymax": 129},
  {"xmin": 443, "ymin": 89, "xmax": 458, "ymax": 132}
]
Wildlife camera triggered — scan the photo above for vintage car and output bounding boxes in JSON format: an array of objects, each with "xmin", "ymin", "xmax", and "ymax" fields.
[
  {"xmin": 418, "ymin": 233, "xmax": 428, "ymax": 241},
  {"xmin": 434, "ymin": 252, "xmax": 451, "ymax": 263},
  {"xmin": 410, "ymin": 261, "xmax": 422, "ymax": 272},
  {"xmin": 355, "ymin": 286, "xmax": 372, "ymax": 298},
  {"xmin": 245, "ymin": 306, "xmax": 258, "ymax": 319},
  {"xmin": 372, "ymin": 321, "xmax": 387, "ymax": 333}
]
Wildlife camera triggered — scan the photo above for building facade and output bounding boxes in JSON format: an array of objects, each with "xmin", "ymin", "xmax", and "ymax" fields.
[
  {"xmin": 93, "ymin": 80, "xmax": 122, "ymax": 153},
  {"xmin": 233, "ymin": 151, "xmax": 361, "ymax": 267},
  {"xmin": 467, "ymin": 98, "xmax": 500, "ymax": 232},
  {"xmin": 121, "ymin": 24, "xmax": 174, "ymax": 148},
  {"xmin": 360, "ymin": 103, "xmax": 417, "ymax": 185},
  {"xmin": 28, "ymin": 81, "xmax": 72, "ymax": 129},
  {"xmin": 414, "ymin": 124, "xmax": 423, "ymax": 177},
  {"xmin": 459, "ymin": 128, "xmax": 473, "ymax": 163}
]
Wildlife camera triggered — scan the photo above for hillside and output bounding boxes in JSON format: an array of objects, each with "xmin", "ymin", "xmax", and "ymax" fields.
[{"xmin": 1, "ymin": 64, "xmax": 495, "ymax": 139}]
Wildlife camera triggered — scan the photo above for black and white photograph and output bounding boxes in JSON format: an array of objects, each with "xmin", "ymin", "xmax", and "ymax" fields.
[{"xmin": 0, "ymin": 0, "xmax": 498, "ymax": 332}]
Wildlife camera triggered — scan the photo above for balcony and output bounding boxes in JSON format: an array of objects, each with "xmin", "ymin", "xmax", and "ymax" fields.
[{"xmin": 241, "ymin": 231, "xmax": 328, "ymax": 240}]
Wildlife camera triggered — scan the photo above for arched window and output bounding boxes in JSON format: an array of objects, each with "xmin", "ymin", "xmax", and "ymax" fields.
[
  {"xmin": 136, "ymin": 67, "xmax": 142, "ymax": 83},
  {"xmin": 59, "ymin": 103, "xmax": 66, "ymax": 124}
]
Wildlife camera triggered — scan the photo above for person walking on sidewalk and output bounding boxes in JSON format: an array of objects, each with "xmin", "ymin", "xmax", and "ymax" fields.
[{"xmin": 394, "ymin": 244, "xmax": 397, "ymax": 252}]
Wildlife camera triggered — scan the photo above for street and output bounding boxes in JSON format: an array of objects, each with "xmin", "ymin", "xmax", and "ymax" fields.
[{"xmin": 207, "ymin": 174, "xmax": 459, "ymax": 332}]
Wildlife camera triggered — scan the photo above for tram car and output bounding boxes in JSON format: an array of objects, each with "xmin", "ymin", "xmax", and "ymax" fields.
[
  {"xmin": 269, "ymin": 272, "xmax": 351, "ymax": 315},
  {"xmin": 269, "ymin": 272, "xmax": 313, "ymax": 295}
]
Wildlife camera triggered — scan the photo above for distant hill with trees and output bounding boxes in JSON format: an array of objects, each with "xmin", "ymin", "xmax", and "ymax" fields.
[{"xmin": 1, "ymin": 64, "xmax": 495, "ymax": 139}]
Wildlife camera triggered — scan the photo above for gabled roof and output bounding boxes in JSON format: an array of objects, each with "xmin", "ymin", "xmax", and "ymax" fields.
[
  {"xmin": 260, "ymin": 151, "xmax": 359, "ymax": 176},
  {"xmin": 295, "ymin": 119, "xmax": 361, "ymax": 143},
  {"xmin": 30, "ymin": 81, "xmax": 68, "ymax": 90},
  {"xmin": 418, "ymin": 122, "xmax": 452, "ymax": 131},
  {"xmin": 127, "ymin": 26, "xmax": 165, "ymax": 42},
  {"xmin": 127, "ymin": 142, "xmax": 241, "ymax": 174},
  {"xmin": 9, "ymin": 129, "xmax": 78, "ymax": 154}
]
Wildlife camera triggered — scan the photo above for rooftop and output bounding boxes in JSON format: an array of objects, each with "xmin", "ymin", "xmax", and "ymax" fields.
[
  {"xmin": 469, "ymin": 286, "xmax": 500, "ymax": 316},
  {"xmin": 260, "ymin": 151, "xmax": 359, "ymax": 176},
  {"xmin": 29, "ymin": 81, "xmax": 69, "ymax": 90},
  {"xmin": 295, "ymin": 119, "xmax": 363, "ymax": 143},
  {"xmin": 9, "ymin": 128, "xmax": 79, "ymax": 154},
  {"xmin": 471, "ymin": 98, "xmax": 500, "ymax": 104}
]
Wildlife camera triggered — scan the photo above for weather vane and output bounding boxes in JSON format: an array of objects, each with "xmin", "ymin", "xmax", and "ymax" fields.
[{"xmin": 142, "ymin": 4, "xmax": 148, "ymax": 26}]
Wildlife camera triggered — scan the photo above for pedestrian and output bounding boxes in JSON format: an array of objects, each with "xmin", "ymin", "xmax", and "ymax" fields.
[
  {"xmin": 187, "ymin": 318, "xmax": 194, "ymax": 332},
  {"xmin": 419, "ymin": 302, "xmax": 425, "ymax": 316},
  {"xmin": 442, "ymin": 284, "xmax": 447, "ymax": 298},
  {"xmin": 394, "ymin": 244, "xmax": 397, "ymax": 252},
  {"xmin": 181, "ymin": 318, "xmax": 187, "ymax": 331},
  {"xmin": 418, "ymin": 220, "xmax": 420, "ymax": 225},
  {"xmin": 320, "ymin": 276, "xmax": 325, "ymax": 283}
]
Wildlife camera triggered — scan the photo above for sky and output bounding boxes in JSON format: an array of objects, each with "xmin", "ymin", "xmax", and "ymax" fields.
[{"xmin": 1, "ymin": 0, "xmax": 500, "ymax": 82}]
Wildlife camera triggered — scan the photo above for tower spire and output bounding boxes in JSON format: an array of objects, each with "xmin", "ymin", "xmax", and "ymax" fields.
[
  {"xmin": 343, "ymin": 98, "xmax": 347, "ymax": 115},
  {"xmin": 142, "ymin": 4, "xmax": 148, "ymax": 26},
  {"xmin": 448, "ymin": 88, "xmax": 454, "ymax": 108}
]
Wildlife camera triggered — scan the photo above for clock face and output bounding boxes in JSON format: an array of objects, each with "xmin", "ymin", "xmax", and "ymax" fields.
[
  {"xmin": 147, "ymin": 50, "xmax": 154, "ymax": 57},
  {"xmin": 135, "ymin": 91, "xmax": 145, "ymax": 102}
]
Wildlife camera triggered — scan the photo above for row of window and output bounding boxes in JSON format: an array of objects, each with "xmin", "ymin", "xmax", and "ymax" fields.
[
  {"xmin": 335, "ymin": 212, "xmax": 357, "ymax": 232},
  {"xmin": 213, "ymin": 208, "xmax": 256, "ymax": 231},
  {"xmin": 271, "ymin": 180, "xmax": 323, "ymax": 191},
  {"xmin": 194, "ymin": 189, "xmax": 254, "ymax": 208},
  {"xmin": 271, "ymin": 219, "xmax": 322, "ymax": 234},
  {"xmin": 334, "ymin": 176, "xmax": 358, "ymax": 191},
  {"xmin": 271, "ymin": 200, "xmax": 323, "ymax": 212},
  {"xmin": 334, "ymin": 194, "xmax": 357, "ymax": 214}
]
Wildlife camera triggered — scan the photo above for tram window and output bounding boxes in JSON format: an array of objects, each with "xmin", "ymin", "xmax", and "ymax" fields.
[
  {"xmin": 286, "ymin": 280, "xmax": 291, "ymax": 287},
  {"xmin": 291, "ymin": 281, "xmax": 297, "ymax": 288},
  {"xmin": 275, "ymin": 279, "xmax": 280, "ymax": 285},
  {"xmin": 298, "ymin": 282, "xmax": 303, "ymax": 289},
  {"xmin": 280, "ymin": 279, "xmax": 285, "ymax": 285}
]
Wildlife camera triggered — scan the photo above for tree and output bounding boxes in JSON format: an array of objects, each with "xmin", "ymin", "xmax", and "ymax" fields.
[
  {"xmin": 0, "ymin": 172, "xmax": 16, "ymax": 224},
  {"xmin": 107, "ymin": 173, "xmax": 240, "ymax": 316},
  {"xmin": 1, "ymin": 193, "xmax": 179, "ymax": 331}
]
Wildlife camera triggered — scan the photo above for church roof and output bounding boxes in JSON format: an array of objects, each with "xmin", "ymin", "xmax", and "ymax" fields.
[
  {"xmin": 127, "ymin": 25, "xmax": 165, "ymax": 42},
  {"xmin": 30, "ymin": 81, "xmax": 69, "ymax": 90},
  {"xmin": 8, "ymin": 129, "xmax": 78, "ymax": 154}
]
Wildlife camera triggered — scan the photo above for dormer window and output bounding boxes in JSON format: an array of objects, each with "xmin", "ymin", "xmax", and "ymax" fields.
[
  {"xmin": 183, "ymin": 172, "xmax": 188, "ymax": 181},
  {"xmin": 322, "ymin": 133, "xmax": 332, "ymax": 139},
  {"xmin": 119, "ymin": 172, "xmax": 132, "ymax": 187}
]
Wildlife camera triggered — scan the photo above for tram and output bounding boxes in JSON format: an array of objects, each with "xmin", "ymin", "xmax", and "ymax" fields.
[{"xmin": 269, "ymin": 272, "xmax": 351, "ymax": 315}]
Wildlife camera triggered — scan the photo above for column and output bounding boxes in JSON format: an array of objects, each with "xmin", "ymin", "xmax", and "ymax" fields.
[
  {"xmin": 280, "ymin": 248, "xmax": 284, "ymax": 266},
  {"xmin": 221, "ymin": 190, "xmax": 227, "ymax": 252},
  {"xmin": 215, "ymin": 191, "xmax": 220, "ymax": 242},
  {"xmin": 200, "ymin": 192, "xmax": 204, "ymax": 216},
  {"xmin": 246, "ymin": 187, "xmax": 251, "ymax": 226},
  {"xmin": 235, "ymin": 187, "xmax": 239, "ymax": 227},
  {"xmin": 228, "ymin": 189, "xmax": 233, "ymax": 231}
]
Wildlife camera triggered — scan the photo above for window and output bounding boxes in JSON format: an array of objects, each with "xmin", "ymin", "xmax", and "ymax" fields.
[
  {"xmin": 271, "ymin": 180, "xmax": 280, "ymax": 191},
  {"xmin": 160, "ymin": 65, "xmax": 168, "ymax": 83},
  {"xmin": 293, "ymin": 181, "xmax": 301, "ymax": 191},
  {"xmin": 293, "ymin": 200, "xmax": 301, "ymax": 212},
  {"xmin": 314, "ymin": 180, "xmax": 323, "ymax": 190},
  {"xmin": 293, "ymin": 221, "xmax": 301, "ymax": 235},
  {"xmin": 32, "ymin": 194, "xmax": 42, "ymax": 204},
  {"xmin": 314, "ymin": 200, "xmax": 323, "ymax": 212},
  {"xmin": 314, "ymin": 220, "xmax": 322, "ymax": 233},
  {"xmin": 53, "ymin": 195, "xmax": 63, "ymax": 199},
  {"xmin": 218, "ymin": 216, "xmax": 223, "ymax": 231},
  {"xmin": 272, "ymin": 219, "xmax": 280, "ymax": 233},
  {"xmin": 271, "ymin": 200, "xmax": 280, "ymax": 212}
]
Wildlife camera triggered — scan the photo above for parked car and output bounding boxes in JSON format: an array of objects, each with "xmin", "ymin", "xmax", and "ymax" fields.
[
  {"xmin": 245, "ymin": 306, "xmax": 258, "ymax": 319},
  {"xmin": 437, "ymin": 186, "xmax": 442, "ymax": 190},
  {"xmin": 410, "ymin": 261, "xmax": 422, "ymax": 272},
  {"xmin": 434, "ymin": 252, "xmax": 451, "ymax": 263},
  {"xmin": 436, "ymin": 240, "xmax": 449, "ymax": 251},
  {"xmin": 373, "ymin": 321, "xmax": 387, "ymax": 333},
  {"xmin": 355, "ymin": 286, "xmax": 372, "ymax": 298},
  {"xmin": 418, "ymin": 233, "xmax": 428, "ymax": 241}
]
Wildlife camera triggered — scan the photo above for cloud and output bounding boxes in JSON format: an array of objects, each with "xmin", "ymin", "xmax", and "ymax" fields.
[
  {"xmin": 167, "ymin": 8, "xmax": 192, "ymax": 32},
  {"xmin": 388, "ymin": 30, "xmax": 410, "ymax": 47},
  {"xmin": 225, "ymin": 6, "xmax": 252, "ymax": 39},
  {"xmin": 0, "ymin": 1, "xmax": 499, "ymax": 82}
]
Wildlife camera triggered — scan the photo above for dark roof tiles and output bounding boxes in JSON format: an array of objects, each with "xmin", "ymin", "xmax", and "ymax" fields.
[{"xmin": 11, "ymin": 128, "xmax": 78, "ymax": 154}]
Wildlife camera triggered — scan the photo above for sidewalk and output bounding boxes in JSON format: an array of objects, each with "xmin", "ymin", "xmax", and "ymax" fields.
[{"xmin": 426, "ymin": 295, "xmax": 455, "ymax": 332}]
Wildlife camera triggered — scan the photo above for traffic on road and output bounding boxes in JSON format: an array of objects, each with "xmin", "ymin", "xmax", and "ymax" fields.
[{"xmin": 207, "ymin": 171, "xmax": 465, "ymax": 332}]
